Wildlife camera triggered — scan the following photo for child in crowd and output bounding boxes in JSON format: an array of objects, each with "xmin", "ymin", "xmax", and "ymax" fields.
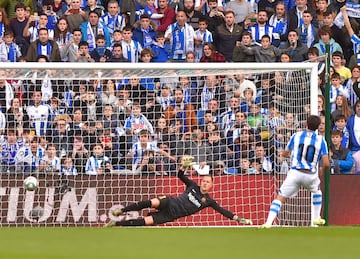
[
  {"xmin": 85, "ymin": 143, "xmax": 112, "ymax": 175},
  {"xmin": 329, "ymin": 72, "xmax": 349, "ymax": 112},
  {"xmin": 39, "ymin": 144, "xmax": 61, "ymax": 174},
  {"xmin": 333, "ymin": 114, "xmax": 350, "ymax": 148},
  {"xmin": 60, "ymin": 156, "xmax": 78, "ymax": 175},
  {"xmin": 0, "ymin": 31, "xmax": 22, "ymax": 62},
  {"xmin": 151, "ymin": 32, "xmax": 170, "ymax": 63},
  {"xmin": 90, "ymin": 34, "xmax": 112, "ymax": 62}
]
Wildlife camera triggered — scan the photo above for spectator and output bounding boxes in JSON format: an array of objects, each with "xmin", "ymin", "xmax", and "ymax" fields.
[
  {"xmin": 232, "ymin": 31, "xmax": 255, "ymax": 62},
  {"xmin": 329, "ymin": 72, "xmax": 348, "ymax": 112},
  {"xmin": 288, "ymin": 0, "xmax": 318, "ymax": 32},
  {"xmin": 225, "ymin": 0, "xmax": 253, "ymax": 25},
  {"xmin": 49, "ymin": 118, "xmax": 72, "ymax": 158},
  {"xmin": 15, "ymin": 136, "xmax": 45, "ymax": 173},
  {"xmin": 156, "ymin": 0, "xmax": 176, "ymax": 33},
  {"xmin": 100, "ymin": 0, "xmax": 126, "ymax": 41},
  {"xmin": 331, "ymin": 95, "xmax": 353, "ymax": 123},
  {"xmin": 330, "ymin": 130, "xmax": 354, "ymax": 174},
  {"xmin": 0, "ymin": 128, "xmax": 23, "ymax": 173},
  {"xmin": 75, "ymin": 41, "xmax": 94, "ymax": 62},
  {"xmin": 121, "ymin": 25, "xmax": 143, "ymax": 62},
  {"xmin": 315, "ymin": 0, "xmax": 329, "ymax": 27},
  {"xmin": 82, "ymin": 0, "xmax": 105, "ymax": 17},
  {"xmin": 23, "ymin": 13, "xmax": 54, "ymax": 44},
  {"xmin": 254, "ymin": 143, "xmax": 273, "ymax": 174},
  {"xmin": 199, "ymin": 42, "xmax": 226, "ymax": 63},
  {"xmin": 0, "ymin": 30, "xmax": 21, "ymax": 62},
  {"xmin": 85, "ymin": 143, "xmax": 113, "ymax": 175},
  {"xmin": 164, "ymin": 87, "xmax": 197, "ymax": 134},
  {"xmin": 132, "ymin": 14, "xmax": 157, "ymax": 49},
  {"xmin": 165, "ymin": 10, "xmax": 195, "ymax": 62},
  {"xmin": 80, "ymin": 10, "xmax": 111, "ymax": 51},
  {"xmin": 205, "ymin": 0, "xmax": 225, "ymax": 35},
  {"xmin": 0, "ymin": 7, "xmax": 10, "ymax": 41},
  {"xmin": 107, "ymin": 43, "xmax": 129, "ymax": 62},
  {"xmin": 257, "ymin": 0, "xmax": 279, "ymax": 18},
  {"xmin": 26, "ymin": 28, "xmax": 61, "ymax": 62},
  {"xmin": 25, "ymin": 88, "xmax": 50, "ymax": 137},
  {"xmin": 53, "ymin": 17, "xmax": 73, "ymax": 61},
  {"xmin": 151, "ymin": 31, "xmax": 170, "ymax": 62},
  {"xmin": 62, "ymin": 28, "xmax": 82, "ymax": 62},
  {"xmin": 280, "ymin": 30, "xmax": 308, "ymax": 62},
  {"xmin": 244, "ymin": 35, "xmax": 284, "ymax": 62},
  {"xmin": 333, "ymin": 114, "xmax": 350, "ymax": 148},
  {"xmin": 268, "ymin": 1, "xmax": 288, "ymax": 44},
  {"xmin": 345, "ymin": 66, "xmax": 360, "ymax": 108},
  {"xmin": 9, "ymin": 3, "xmax": 30, "ymax": 56},
  {"xmin": 144, "ymin": 0, "xmax": 163, "ymax": 26},
  {"xmin": 331, "ymin": 51, "xmax": 351, "ymax": 84},
  {"xmin": 213, "ymin": 10, "xmax": 242, "ymax": 61},
  {"xmin": 126, "ymin": 129, "xmax": 175, "ymax": 173},
  {"xmin": 90, "ymin": 34, "xmax": 112, "ymax": 62},
  {"xmin": 63, "ymin": 0, "xmax": 87, "ymax": 33},
  {"xmin": 294, "ymin": 10, "xmax": 318, "ymax": 48},
  {"xmin": 122, "ymin": 0, "xmax": 147, "ymax": 26},
  {"xmin": 207, "ymin": 130, "xmax": 228, "ymax": 168},
  {"xmin": 183, "ymin": 0, "xmax": 204, "ymax": 30},
  {"xmin": 71, "ymin": 135, "xmax": 89, "ymax": 174},
  {"xmin": 39, "ymin": 144, "xmax": 61, "ymax": 174},
  {"xmin": 220, "ymin": 96, "xmax": 240, "ymax": 137},
  {"xmin": 248, "ymin": 10, "xmax": 279, "ymax": 47},
  {"xmin": 314, "ymin": 25, "xmax": 342, "ymax": 57},
  {"xmin": 60, "ymin": 156, "xmax": 78, "ymax": 175},
  {"xmin": 346, "ymin": 100, "xmax": 360, "ymax": 173}
]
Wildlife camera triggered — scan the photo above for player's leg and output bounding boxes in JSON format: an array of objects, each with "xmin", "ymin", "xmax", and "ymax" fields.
[
  {"xmin": 306, "ymin": 175, "xmax": 325, "ymax": 225},
  {"xmin": 261, "ymin": 170, "xmax": 299, "ymax": 228},
  {"xmin": 261, "ymin": 194, "xmax": 287, "ymax": 228},
  {"xmin": 112, "ymin": 198, "xmax": 161, "ymax": 216}
]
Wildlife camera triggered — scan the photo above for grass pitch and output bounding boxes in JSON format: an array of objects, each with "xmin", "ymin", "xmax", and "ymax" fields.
[{"xmin": 0, "ymin": 227, "xmax": 359, "ymax": 259}]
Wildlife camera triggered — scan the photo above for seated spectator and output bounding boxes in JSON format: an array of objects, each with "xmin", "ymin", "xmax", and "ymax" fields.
[
  {"xmin": 26, "ymin": 28, "xmax": 61, "ymax": 62},
  {"xmin": 254, "ymin": 143, "xmax": 273, "ymax": 174},
  {"xmin": 90, "ymin": 34, "xmax": 112, "ymax": 62},
  {"xmin": 232, "ymin": 31, "xmax": 255, "ymax": 62},
  {"xmin": 164, "ymin": 88, "xmax": 197, "ymax": 134},
  {"xmin": 100, "ymin": 0, "xmax": 126, "ymax": 41},
  {"xmin": 39, "ymin": 144, "xmax": 61, "ymax": 174},
  {"xmin": 85, "ymin": 143, "xmax": 113, "ymax": 175},
  {"xmin": 132, "ymin": 14, "xmax": 157, "ymax": 49},
  {"xmin": 100, "ymin": 80, "xmax": 118, "ymax": 107},
  {"xmin": 15, "ymin": 136, "xmax": 45, "ymax": 173},
  {"xmin": 106, "ymin": 43, "xmax": 129, "ymax": 62},
  {"xmin": 248, "ymin": 10, "xmax": 279, "ymax": 47},
  {"xmin": 0, "ymin": 128, "xmax": 24, "ymax": 173},
  {"xmin": 60, "ymin": 156, "xmax": 78, "ymax": 175},
  {"xmin": 0, "ymin": 30, "xmax": 21, "ymax": 62},
  {"xmin": 330, "ymin": 130, "xmax": 354, "ymax": 174},
  {"xmin": 199, "ymin": 42, "xmax": 226, "ymax": 63},
  {"xmin": 280, "ymin": 30, "xmax": 308, "ymax": 62}
]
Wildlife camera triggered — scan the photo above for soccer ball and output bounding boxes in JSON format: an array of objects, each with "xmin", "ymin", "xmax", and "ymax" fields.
[{"xmin": 23, "ymin": 176, "xmax": 39, "ymax": 191}]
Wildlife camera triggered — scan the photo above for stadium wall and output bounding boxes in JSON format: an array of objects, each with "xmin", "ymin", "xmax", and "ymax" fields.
[{"xmin": 0, "ymin": 175, "xmax": 358, "ymax": 226}]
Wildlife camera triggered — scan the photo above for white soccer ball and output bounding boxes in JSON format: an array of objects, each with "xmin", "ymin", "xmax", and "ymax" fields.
[{"xmin": 23, "ymin": 176, "xmax": 39, "ymax": 191}]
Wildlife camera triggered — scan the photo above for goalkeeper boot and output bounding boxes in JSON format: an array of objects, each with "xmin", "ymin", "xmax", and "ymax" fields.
[
  {"xmin": 259, "ymin": 223, "xmax": 272, "ymax": 229},
  {"xmin": 112, "ymin": 208, "xmax": 124, "ymax": 217},
  {"xmin": 104, "ymin": 220, "xmax": 116, "ymax": 228},
  {"xmin": 313, "ymin": 218, "xmax": 326, "ymax": 226}
]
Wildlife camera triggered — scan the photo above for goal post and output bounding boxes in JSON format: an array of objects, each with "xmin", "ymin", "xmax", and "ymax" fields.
[{"xmin": 0, "ymin": 62, "xmax": 318, "ymax": 227}]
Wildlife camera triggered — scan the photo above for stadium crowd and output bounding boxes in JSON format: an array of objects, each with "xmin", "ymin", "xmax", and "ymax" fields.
[{"xmin": 0, "ymin": 0, "xmax": 359, "ymax": 175}]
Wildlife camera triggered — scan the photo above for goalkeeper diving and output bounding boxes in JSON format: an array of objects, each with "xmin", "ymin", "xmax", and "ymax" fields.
[{"xmin": 105, "ymin": 156, "xmax": 252, "ymax": 227}]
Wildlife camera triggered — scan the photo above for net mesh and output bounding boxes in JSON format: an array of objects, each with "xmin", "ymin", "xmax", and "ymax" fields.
[{"xmin": 0, "ymin": 63, "xmax": 318, "ymax": 226}]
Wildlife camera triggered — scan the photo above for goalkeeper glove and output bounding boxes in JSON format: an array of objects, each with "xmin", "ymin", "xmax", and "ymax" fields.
[
  {"xmin": 182, "ymin": 155, "xmax": 195, "ymax": 169},
  {"xmin": 234, "ymin": 215, "xmax": 253, "ymax": 225}
]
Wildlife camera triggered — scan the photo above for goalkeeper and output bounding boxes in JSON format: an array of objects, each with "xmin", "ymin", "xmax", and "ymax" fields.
[{"xmin": 105, "ymin": 156, "xmax": 252, "ymax": 227}]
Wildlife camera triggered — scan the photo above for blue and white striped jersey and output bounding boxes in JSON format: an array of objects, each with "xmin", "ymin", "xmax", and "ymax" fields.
[
  {"xmin": 287, "ymin": 130, "xmax": 328, "ymax": 173},
  {"xmin": 26, "ymin": 104, "xmax": 50, "ymax": 136},
  {"xmin": 129, "ymin": 141, "xmax": 159, "ymax": 168}
]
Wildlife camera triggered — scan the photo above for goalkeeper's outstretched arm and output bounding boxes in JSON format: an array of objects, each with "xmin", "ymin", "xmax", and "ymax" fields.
[{"xmin": 211, "ymin": 202, "xmax": 253, "ymax": 225}]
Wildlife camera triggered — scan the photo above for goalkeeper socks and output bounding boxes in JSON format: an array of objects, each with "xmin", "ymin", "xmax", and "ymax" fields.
[
  {"xmin": 116, "ymin": 218, "xmax": 146, "ymax": 226},
  {"xmin": 122, "ymin": 200, "xmax": 152, "ymax": 212},
  {"xmin": 312, "ymin": 190, "xmax": 322, "ymax": 219},
  {"xmin": 265, "ymin": 199, "xmax": 282, "ymax": 225}
]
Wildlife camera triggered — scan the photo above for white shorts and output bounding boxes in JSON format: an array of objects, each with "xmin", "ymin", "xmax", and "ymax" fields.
[{"xmin": 279, "ymin": 169, "xmax": 321, "ymax": 198}]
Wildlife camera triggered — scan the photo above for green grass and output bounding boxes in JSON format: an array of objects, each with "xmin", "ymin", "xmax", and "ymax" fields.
[{"xmin": 0, "ymin": 227, "xmax": 359, "ymax": 259}]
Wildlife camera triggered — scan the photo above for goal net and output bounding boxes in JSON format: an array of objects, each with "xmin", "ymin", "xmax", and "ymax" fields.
[{"xmin": 0, "ymin": 62, "xmax": 318, "ymax": 227}]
